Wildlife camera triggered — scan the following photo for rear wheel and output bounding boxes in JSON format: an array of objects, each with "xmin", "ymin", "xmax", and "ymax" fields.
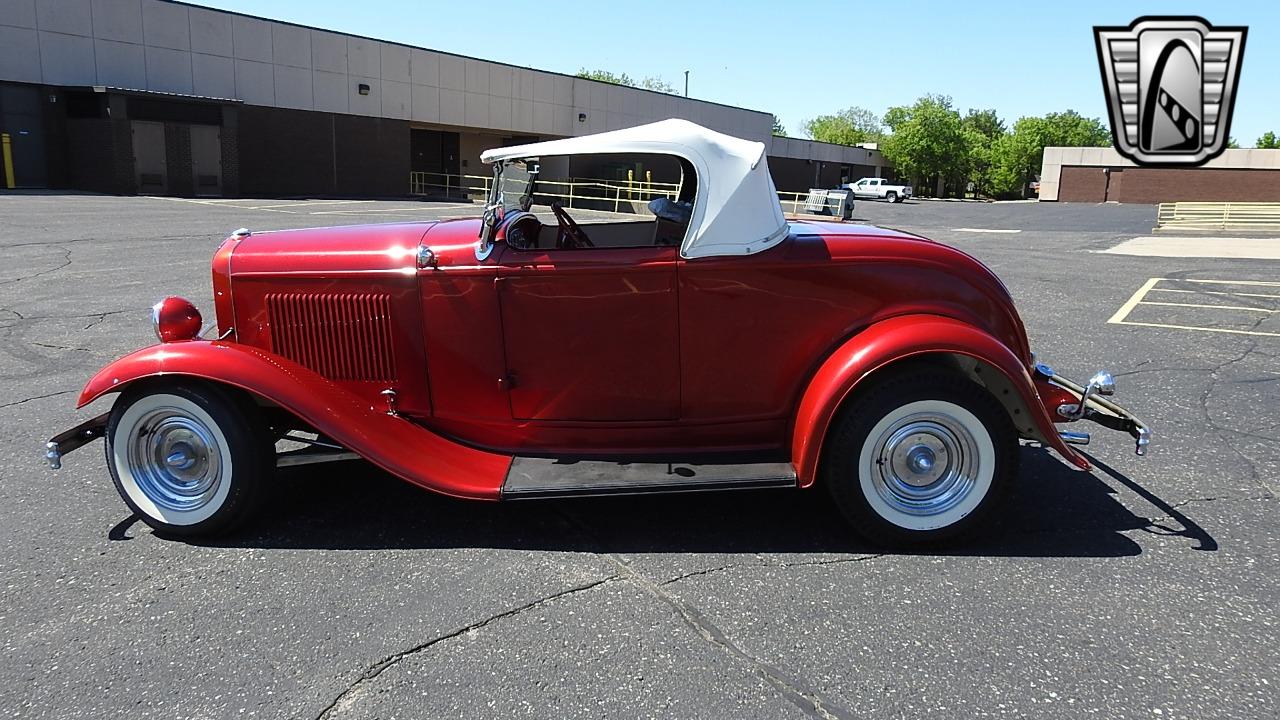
[
  {"xmin": 822, "ymin": 371, "xmax": 1018, "ymax": 546},
  {"xmin": 106, "ymin": 382, "xmax": 271, "ymax": 537}
]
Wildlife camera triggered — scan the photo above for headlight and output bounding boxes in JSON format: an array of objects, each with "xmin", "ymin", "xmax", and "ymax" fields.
[{"xmin": 150, "ymin": 296, "xmax": 203, "ymax": 343}]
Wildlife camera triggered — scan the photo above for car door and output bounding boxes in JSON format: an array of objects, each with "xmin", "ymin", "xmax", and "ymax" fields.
[
  {"xmin": 853, "ymin": 179, "xmax": 871, "ymax": 198},
  {"xmin": 495, "ymin": 243, "xmax": 680, "ymax": 421}
]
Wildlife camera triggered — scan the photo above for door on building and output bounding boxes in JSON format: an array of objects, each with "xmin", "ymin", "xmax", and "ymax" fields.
[
  {"xmin": 410, "ymin": 129, "xmax": 461, "ymax": 196},
  {"xmin": 131, "ymin": 121, "xmax": 167, "ymax": 195},
  {"xmin": 0, "ymin": 85, "xmax": 48, "ymax": 188},
  {"xmin": 190, "ymin": 124, "xmax": 222, "ymax": 197},
  {"xmin": 1104, "ymin": 168, "xmax": 1123, "ymax": 202}
]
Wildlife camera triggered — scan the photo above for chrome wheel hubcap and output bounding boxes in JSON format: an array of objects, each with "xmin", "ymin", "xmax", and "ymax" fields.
[
  {"xmin": 127, "ymin": 408, "xmax": 222, "ymax": 513},
  {"xmin": 870, "ymin": 413, "xmax": 980, "ymax": 517}
]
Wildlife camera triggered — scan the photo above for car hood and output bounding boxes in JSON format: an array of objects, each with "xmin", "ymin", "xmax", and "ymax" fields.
[{"xmin": 229, "ymin": 222, "xmax": 437, "ymax": 275}]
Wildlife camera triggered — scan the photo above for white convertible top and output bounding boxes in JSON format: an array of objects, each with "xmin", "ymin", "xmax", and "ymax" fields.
[{"xmin": 480, "ymin": 119, "xmax": 788, "ymax": 259}]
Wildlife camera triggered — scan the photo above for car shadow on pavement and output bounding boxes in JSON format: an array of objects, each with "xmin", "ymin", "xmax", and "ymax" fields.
[{"xmin": 111, "ymin": 446, "xmax": 1215, "ymax": 558}]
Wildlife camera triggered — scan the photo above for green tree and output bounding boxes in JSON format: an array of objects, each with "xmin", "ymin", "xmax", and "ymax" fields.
[
  {"xmin": 1258, "ymin": 131, "xmax": 1280, "ymax": 149},
  {"xmin": 962, "ymin": 109, "xmax": 1005, "ymax": 197},
  {"xmin": 576, "ymin": 69, "xmax": 677, "ymax": 94},
  {"xmin": 879, "ymin": 95, "xmax": 970, "ymax": 196},
  {"xmin": 576, "ymin": 68, "xmax": 633, "ymax": 86},
  {"xmin": 639, "ymin": 76, "xmax": 676, "ymax": 94},
  {"xmin": 771, "ymin": 115, "xmax": 787, "ymax": 137},
  {"xmin": 803, "ymin": 106, "xmax": 885, "ymax": 146},
  {"xmin": 988, "ymin": 110, "xmax": 1109, "ymax": 197},
  {"xmin": 963, "ymin": 108, "xmax": 1005, "ymax": 141}
]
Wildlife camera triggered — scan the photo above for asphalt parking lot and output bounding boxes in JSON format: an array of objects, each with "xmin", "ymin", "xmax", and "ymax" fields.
[{"xmin": 1, "ymin": 193, "xmax": 1276, "ymax": 719}]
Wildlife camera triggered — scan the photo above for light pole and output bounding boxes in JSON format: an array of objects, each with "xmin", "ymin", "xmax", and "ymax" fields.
[{"xmin": 683, "ymin": 70, "xmax": 689, "ymax": 97}]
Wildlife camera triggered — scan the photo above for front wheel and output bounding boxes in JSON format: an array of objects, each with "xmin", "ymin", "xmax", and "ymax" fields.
[
  {"xmin": 885, "ymin": 191, "xmax": 898, "ymax": 203},
  {"xmin": 822, "ymin": 371, "xmax": 1018, "ymax": 546},
  {"xmin": 105, "ymin": 382, "xmax": 271, "ymax": 537}
]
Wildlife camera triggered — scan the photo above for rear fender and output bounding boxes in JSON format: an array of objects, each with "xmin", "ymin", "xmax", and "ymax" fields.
[
  {"xmin": 791, "ymin": 314, "xmax": 1088, "ymax": 487},
  {"xmin": 78, "ymin": 341, "xmax": 511, "ymax": 500}
]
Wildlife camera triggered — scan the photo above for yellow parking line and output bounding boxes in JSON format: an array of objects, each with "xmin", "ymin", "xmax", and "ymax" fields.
[
  {"xmin": 310, "ymin": 204, "xmax": 475, "ymax": 215},
  {"xmin": 1107, "ymin": 277, "xmax": 1161, "ymax": 324},
  {"xmin": 251, "ymin": 200, "xmax": 370, "ymax": 209},
  {"xmin": 1178, "ymin": 278, "xmax": 1280, "ymax": 287},
  {"xmin": 1148, "ymin": 287, "xmax": 1280, "ymax": 300},
  {"xmin": 1113, "ymin": 320, "xmax": 1280, "ymax": 338},
  {"xmin": 1138, "ymin": 300, "xmax": 1278, "ymax": 313}
]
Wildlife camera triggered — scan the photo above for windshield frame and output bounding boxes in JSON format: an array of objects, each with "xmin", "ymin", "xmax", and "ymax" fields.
[{"xmin": 477, "ymin": 159, "xmax": 539, "ymax": 260}]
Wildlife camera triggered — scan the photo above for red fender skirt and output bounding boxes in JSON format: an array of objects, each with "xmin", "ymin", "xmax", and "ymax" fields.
[{"xmin": 78, "ymin": 341, "xmax": 511, "ymax": 500}]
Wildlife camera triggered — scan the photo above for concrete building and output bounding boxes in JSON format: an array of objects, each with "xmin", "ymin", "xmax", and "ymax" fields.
[
  {"xmin": 0, "ymin": 0, "xmax": 888, "ymax": 197},
  {"xmin": 1039, "ymin": 146, "xmax": 1280, "ymax": 203}
]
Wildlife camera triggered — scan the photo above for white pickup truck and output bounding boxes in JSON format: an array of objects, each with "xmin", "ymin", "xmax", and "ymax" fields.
[{"xmin": 844, "ymin": 177, "xmax": 912, "ymax": 203}]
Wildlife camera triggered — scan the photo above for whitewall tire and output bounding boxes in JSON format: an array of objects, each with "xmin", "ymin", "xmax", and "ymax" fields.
[
  {"xmin": 823, "ymin": 370, "xmax": 1018, "ymax": 546},
  {"xmin": 106, "ymin": 382, "xmax": 270, "ymax": 537}
]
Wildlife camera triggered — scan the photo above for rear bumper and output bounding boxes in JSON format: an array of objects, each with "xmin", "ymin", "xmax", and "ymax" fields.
[{"xmin": 1033, "ymin": 364, "xmax": 1151, "ymax": 456}]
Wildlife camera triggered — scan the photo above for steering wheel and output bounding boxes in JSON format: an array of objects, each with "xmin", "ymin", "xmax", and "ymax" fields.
[{"xmin": 550, "ymin": 201, "xmax": 593, "ymax": 249}]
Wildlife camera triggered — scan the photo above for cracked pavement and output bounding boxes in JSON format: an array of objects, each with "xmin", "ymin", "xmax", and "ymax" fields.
[{"xmin": 0, "ymin": 193, "xmax": 1276, "ymax": 719}]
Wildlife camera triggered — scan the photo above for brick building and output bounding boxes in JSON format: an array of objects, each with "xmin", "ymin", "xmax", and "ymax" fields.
[{"xmin": 1039, "ymin": 146, "xmax": 1280, "ymax": 203}]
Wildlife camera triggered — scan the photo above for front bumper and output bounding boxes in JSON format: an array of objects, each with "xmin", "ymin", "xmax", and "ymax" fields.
[
  {"xmin": 1033, "ymin": 364, "xmax": 1151, "ymax": 456},
  {"xmin": 45, "ymin": 412, "xmax": 108, "ymax": 470}
]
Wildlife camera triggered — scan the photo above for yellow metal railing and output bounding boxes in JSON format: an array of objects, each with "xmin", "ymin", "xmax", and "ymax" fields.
[
  {"xmin": 1, "ymin": 133, "xmax": 14, "ymax": 189},
  {"xmin": 411, "ymin": 172, "xmax": 865, "ymax": 220},
  {"xmin": 408, "ymin": 171, "xmax": 491, "ymax": 198},
  {"xmin": 1156, "ymin": 202, "xmax": 1280, "ymax": 232},
  {"xmin": 409, "ymin": 172, "xmax": 683, "ymax": 212}
]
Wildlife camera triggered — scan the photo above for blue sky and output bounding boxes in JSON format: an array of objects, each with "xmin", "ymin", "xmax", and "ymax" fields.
[{"xmin": 193, "ymin": 0, "xmax": 1277, "ymax": 145}]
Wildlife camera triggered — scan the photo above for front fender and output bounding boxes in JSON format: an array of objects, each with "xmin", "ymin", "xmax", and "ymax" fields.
[
  {"xmin": 79, "ymin": 341, "xmax": 511, "ymax": 500},
  {"xmin": 791, "ymin": 314, "xmax": 1087, "ymax": 488}
]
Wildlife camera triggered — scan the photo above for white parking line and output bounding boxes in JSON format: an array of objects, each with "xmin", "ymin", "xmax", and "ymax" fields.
[{"xmin": 951, "ymin": 228, "xmax": 1022, "ymax": 233}]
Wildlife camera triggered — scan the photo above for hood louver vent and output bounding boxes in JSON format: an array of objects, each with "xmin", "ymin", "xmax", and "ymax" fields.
[{"xmin": 267, "ymin": 292, "xmax": 396, "ymax": 382}]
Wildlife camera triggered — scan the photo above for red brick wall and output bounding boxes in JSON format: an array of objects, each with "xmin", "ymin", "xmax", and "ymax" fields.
[
  {"xmin": 1058, "ymin": 166, "xmax": 1107, "ymax": 202},
  {"xmin": 1108, "ymin": 168, "xmax": 1280, "ymax": 203},
  {"xmin": 1057, "ymin": 165, "xmax": 1280, "ymax": 203}
]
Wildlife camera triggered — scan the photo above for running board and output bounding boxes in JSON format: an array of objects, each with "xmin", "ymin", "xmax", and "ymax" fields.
[{"xmin": 501, "ymin": 457, "xmax": 797, "ymax": 499}]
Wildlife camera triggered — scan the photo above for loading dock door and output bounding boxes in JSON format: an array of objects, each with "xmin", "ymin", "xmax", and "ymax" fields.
[
  {"xmin": 0, "ymin": 85, "xmax": 47, "ymax": 188},
  {"xmin": 131, "ymin": 121, "xmax": 167, "ymax": 195},
  {"xmin": 410, "ymin": 129, "xmax": 460, "ymax": 175},
  {"xmin": 190, "ymin": 124, "xmax": 222, "ymax": 197}
]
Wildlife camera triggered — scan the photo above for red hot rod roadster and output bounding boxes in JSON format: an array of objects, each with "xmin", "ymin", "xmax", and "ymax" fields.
[{"xmin": 46, "ymin": 119, "xmax": 1149, "ymax": 546}]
